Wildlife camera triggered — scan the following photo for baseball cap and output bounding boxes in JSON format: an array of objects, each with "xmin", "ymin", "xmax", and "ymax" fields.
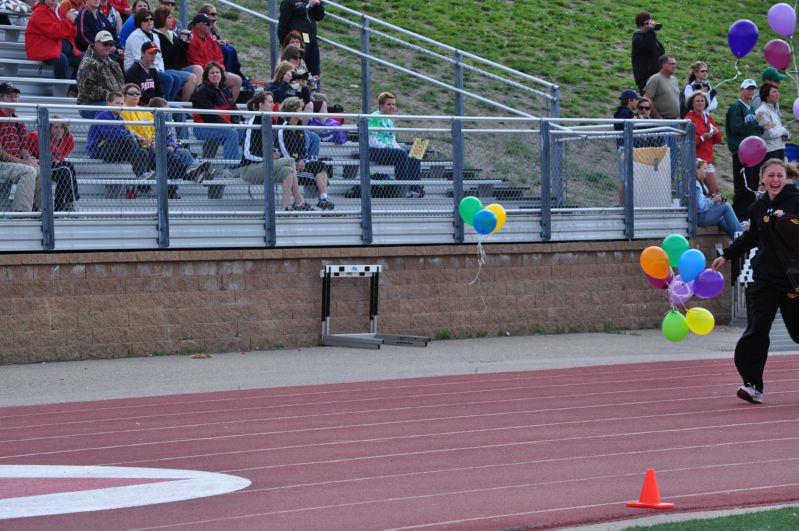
[
  {"xmin": 0, "ymin": 82, "xmax": 20, "ymax": 95},
  {"xmin": 619, "ymin": 89, "xmax": 640, "ymax": 102},
  {"xmin": 740, "ymin": 79, "xmax": 757, "ymax": 89},
  {"xmin": 141, "ymin": 41, "xmax": 159, "ymax": 54},
  {"xmin": 192, "ymin": 13, "xmax": 213, "ymax": 25},
  {"xmin": 95, "ymin": 30, "xmax": 115, "ymax": 43},
  {"xmin": 762, "ymin": 67, "xmax": 786, "ymax": 82}
]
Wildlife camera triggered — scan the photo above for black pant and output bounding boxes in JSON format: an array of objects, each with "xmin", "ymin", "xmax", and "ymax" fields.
[
  {"xmin": 731, "ymin": 151, "xmax": 760, "ymax": 222},
  {"xmin": 735, "ymin": 280, "xmax": 799, "ymax": 391},
  {"xmin": 97, "ymin": 136, "xmax": 154, "ymax": 177},
  {"xmin": 52, "ymin": 161, "xmax": 78, "ymax": 210}
]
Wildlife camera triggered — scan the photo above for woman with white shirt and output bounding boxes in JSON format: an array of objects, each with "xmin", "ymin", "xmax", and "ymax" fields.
[
  {"xmin": 756, "ymin": 84, "xmax": 790, "ymax": 161},
  {"xmin": 684, "ymin": 61, "xmax": 718, "ymax": 113}
]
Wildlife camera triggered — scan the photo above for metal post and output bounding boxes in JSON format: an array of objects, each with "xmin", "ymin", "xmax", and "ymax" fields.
[
  {"xmin": 261, "ymin": 115, "xmax": 276, "ymax": 247},
  {"xmin": 454, "ymin": 50, "xmax": 464, "ymax": 116},
  {"xmin": 549, "ymin": 84, "xmax": 561, "ymax": 118},
  {"xmin": 358, "ymin": 116, "xmax": 373, "ymax": 244},
  {"xmin": 623, "ymin": 120, "xmax": 634, "ymax": 239},
  {"xmin": 178, "ymin": 0, "xmax": 188, "ymax": 35},
  {"xmin": 539, "ymin": 120, "xmax": 551, "ymax": 241},
  {"xmin": 269, "ymin": 0, "xmax": 279, "ymax": 76},
  {"xmin": 451, "ymin": 117, "xmax": 464, "ymax": 242},
  {"xmin": 37, "ymin": 107, "xmax": 54, "ymax": 250},
  {"xmin": 360, "ymin": 16, "xmax": 371, "ymax": 114},
  {"xmin": 548, "ymin": 85, "xmax": 565, "ymax": 209},
  {"xmin": 684, "ymin": 121, "xmax": 697, "ymax": 237},
  {"xmin": 154, "ymin": 111, "xmax": 169, "ymax": 248}
]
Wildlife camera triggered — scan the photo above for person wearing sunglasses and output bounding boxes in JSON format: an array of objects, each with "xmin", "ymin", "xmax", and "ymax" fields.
[
  {"xmin": 119, "ymin": 0, "xmax": 149, "ymax": 48},
  {"xmin": 684, "ymin": 61, "xmax": 718, "ymax": 115},
  {"xmin": 613, "ymin": 89, "xmax": 641, "ymax": 205},
  {"xmin": 76, "ymin": 30, "xmax": 125, "ymax": 118},
  {"xmin": 186, "ymin": 12, "xmax": 241, "ymax": 102}
]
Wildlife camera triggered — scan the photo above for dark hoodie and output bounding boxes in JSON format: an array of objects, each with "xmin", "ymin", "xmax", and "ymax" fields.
[{"xmin": 722, "ymin": 183, "xmax": 799, "ymax": 290}]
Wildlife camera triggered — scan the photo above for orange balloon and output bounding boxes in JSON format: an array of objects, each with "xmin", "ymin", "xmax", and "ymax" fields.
[{"xmin": 640, "ymin": 246, "xmax": 671, "ymax": 279}]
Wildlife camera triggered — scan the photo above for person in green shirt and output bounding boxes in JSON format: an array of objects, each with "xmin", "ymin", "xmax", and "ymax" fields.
[
  {"xmin": 725, "ymin": 79, "xmax": 765, "ymax": 221},
  {"xmin": 367, "ymin": 92, "xmax": 420, "ymax": 181}
]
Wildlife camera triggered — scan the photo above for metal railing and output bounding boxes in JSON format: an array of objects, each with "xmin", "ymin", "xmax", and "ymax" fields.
[{"xmin": 0, "ymin": 101, "xmax": 696, "ymax": 251}]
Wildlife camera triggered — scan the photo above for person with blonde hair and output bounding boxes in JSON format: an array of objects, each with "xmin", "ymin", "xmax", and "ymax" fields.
[
  {"xmin": 368, "ymin": 91, "xmax": 420, "ymax": 182},
  {"xmin": 694, "ymin": 158, "xmax": 740, "ymax": 238},
  {"xmin": 26, "ymin": 115, "xmax": 79, "ymax": 211},
  {"xmin": 684, "ymin": 61, "xmax": 718, "ymax": 113}
]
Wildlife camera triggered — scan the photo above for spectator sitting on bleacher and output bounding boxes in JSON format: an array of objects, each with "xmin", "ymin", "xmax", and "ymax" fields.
[
  {"xmin": 124, "ymin": 9, "xmax": 196, "ymax": 101},
  {"xmin": 157, "ymin": 0, "xmax": 180, "ymax": 31},
  {"xmin": 0, "ymin": 83, "xmax": 40, "ymax": 212},
  {"xmin": 124, "ymin": 41, "xmax": 163, "ymax": 104},
  {"xmin": 281, "ymin": 30, "xmax": 315, "ymax": 88},
  {"xmin": 153, "ymin": 7, "xmax": 202, "ymax": 84},
  {"xmin": 118, "ymin": 0, "xmax": 147, "ymax": 48},
  {"xmin": 240, "ymin": 92, "xmax": 309, "ymax": 211},
  {"xmin": 190, "ymin": 61, "xmax": 241, "ymax": 174},
  {"xmin": 186, "ymin": 13, "xmax": 241, "ymax": 102},
  {"xmin": 149, "ymin": 97, "xmax": 212, "ymax": 182},
  {"xmin": 26, "ymin": 115, "xmax": 79, "ymax": 211},
  {"xmin": 75, "ymin": 0, "xmax": 120, "ymax": 52},
  {"xmin": 268, "ymin": 58, "xmax": 310, "ymax": 105},
  {"xmin": 86, "ymin": 91, "xmax": 155, "ymax": 182},
  {"xmin": 198, "ymin": 3, "xmax": 248, "ymax": 84},
  {"xmin": 108, "ymin": 0, "xmax": 128, "ymax": 20},
  {"xmin": 25, "ymin": 0, "xmax": 82, "ymax": 80},
  {"xmin": 59, "ymin": 0, "xmax": 84, "ymax": 16},
  {"xmin": 277, "ymin": 96, "xmax": 333, "ymax": 210},
  {"xmin": 368, "ymin": 91, "xmax": 420, "ymax": 181},
  {"xmin": 99, "ymin": 0, "xmax": 123, "ymax": 35},
  {"xmin": 76, "ymin": 30, "xmax": 124, "ymax": 117}
]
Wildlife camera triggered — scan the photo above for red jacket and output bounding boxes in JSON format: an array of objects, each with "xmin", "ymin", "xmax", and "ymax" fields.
[
  {"xmin": 186, "ymin": 30, "xmax": 224, "ymax": 68},
  {"xmin": 25, "ymin": 3, "xmax": 79, "ymax": 62},
  {"xmin": 27, "ymin": 131, "xmax": 76, "ymax": 162},
  {"xmin": 685, "ymin": 110, "xmax": 722, "ymax": 164}
]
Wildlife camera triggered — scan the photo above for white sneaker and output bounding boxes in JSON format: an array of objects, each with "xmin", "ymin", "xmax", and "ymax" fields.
[{"xmin": 737, "ymin": 385, "xmax": 763, "ymax": 404}]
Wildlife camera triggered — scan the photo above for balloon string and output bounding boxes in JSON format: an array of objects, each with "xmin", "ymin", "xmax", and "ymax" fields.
[
  {"xmin": 468, "ymin": 239, "xmax": 488, "ymax": 314},
  {"xmin": 714, "ymin": 58, "xmax": 740, "ymax": 90},
  {"xmin": 791, "ymin": 35, "xmax": 799, "ymax": 99}
]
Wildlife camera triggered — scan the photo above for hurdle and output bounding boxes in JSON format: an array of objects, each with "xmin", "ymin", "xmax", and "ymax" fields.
[{"xmin": 320, "ymin": 264, "xmax": 431, "ymax": 349}]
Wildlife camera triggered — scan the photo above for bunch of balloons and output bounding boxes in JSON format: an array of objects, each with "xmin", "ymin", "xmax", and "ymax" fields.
[
  {"xmin": 458, "ymin": 196, "xmax": 506, "ymax": 235},
  {"xmin": 639, "ymin": 234, "xmax": 726, "ymax": 342}
]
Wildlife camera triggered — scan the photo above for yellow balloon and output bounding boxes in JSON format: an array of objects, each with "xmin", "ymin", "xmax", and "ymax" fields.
[
  {"xmin": 686, "ymin": 307, "xmax": 715, "ymax": 335},
  {"xmin": 640, "ymin": 246, "xmax": 670, "ymax": 279},
  {"xmin": 485, "ymin": 203, "xmax": 506, "ymax": 234}
]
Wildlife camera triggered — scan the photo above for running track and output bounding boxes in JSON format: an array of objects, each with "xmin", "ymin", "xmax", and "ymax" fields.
[{"xmin": 2, "ymin": 355, "xmax": 799, "ymax": 530}]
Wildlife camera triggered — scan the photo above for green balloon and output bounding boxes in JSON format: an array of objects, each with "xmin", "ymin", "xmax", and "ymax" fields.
[
  {"xmin": 458, "ymin": 196, "xmax": 483, "ymax": 226},
  {"xmin": 662, "ymin": 234, "xmax": 690, "ymax": 267},
  {"xmin": 662, "ymin": 310, "xmax": 689, "ymax": 342}
]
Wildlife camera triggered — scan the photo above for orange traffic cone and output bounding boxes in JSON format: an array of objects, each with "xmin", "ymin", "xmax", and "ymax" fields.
[{"xmin": 626, "ymin": 468, "xmax": 675, "ymax": 509}]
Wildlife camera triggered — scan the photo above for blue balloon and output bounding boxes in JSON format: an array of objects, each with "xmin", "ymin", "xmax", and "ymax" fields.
[
  {"xmin": 678, "ymin": 248, "xmax": 706, "ymax": 282},
  {"xmin": 472, "ymin": 209, "xmax": 497, "ymax": 235},
  {"xmin": 728, "ymin": 19, "xmax": 759, "ymax": 59}
]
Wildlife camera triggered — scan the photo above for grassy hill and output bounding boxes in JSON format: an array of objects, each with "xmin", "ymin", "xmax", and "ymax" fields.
[{"xmin": 201, "ymin": 0, "xmax": 790, "ymax": 194}]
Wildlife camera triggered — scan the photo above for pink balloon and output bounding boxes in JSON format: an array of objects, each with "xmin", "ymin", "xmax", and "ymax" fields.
[
  {"xmin": 646, "ymin": 270, "xmax": 674, "ymax": 290},
  {"xmin": 768, "ymin": 3, "xmax": 797, "ymax": 37},
  {"xmin": 738, "ymin": 136, "xmax": 767, "ymax": 167},
  {"xmin": 764, "ymin": 39, "xmax": 791, "ymax": 70}
]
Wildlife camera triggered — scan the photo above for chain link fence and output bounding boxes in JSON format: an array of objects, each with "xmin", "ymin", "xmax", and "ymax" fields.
[{"xmin": 1, "ymin": 102, "xmax": 695, "ymax": 250}]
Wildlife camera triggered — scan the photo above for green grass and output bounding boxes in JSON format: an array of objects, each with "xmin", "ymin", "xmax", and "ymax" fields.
[{"xmin": 625, "ymin": 505, "xmax": 799, "ymax": 529}]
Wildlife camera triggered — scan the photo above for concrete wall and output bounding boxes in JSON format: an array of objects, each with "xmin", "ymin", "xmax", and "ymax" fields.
[{"xmin": 0, "ymin": 230, "xmax": 733, "ymax": 364}]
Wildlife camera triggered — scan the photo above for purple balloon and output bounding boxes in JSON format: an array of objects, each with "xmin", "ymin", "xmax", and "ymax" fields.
[
  {"xmin": 646, "ymin": 270, "xmax": 674, "ymax": 290},
  {"xmin": 728, "ymin": 19, "xmax": 759, "ymax": 58},
  {"xmin": 793, "ymin": 97, "xmax": 799, "ymax": 121},
  {"xmin": 694, "ymin": 269, "xmax": 725, "ymax": 298},
  {"xmin": 764, "ymin": 39, "xmax": 791, "ymax": 70},
  {"xmin": 738, "ymin": 136, "xmax": 767, "ymax": 167},
  {"xmin": 768, "ymin": 2, "xmax": 797, "ymax": 37},
  {"xmin": 668, "ymin": 275, "xmax": 694, "ymax": 305}
]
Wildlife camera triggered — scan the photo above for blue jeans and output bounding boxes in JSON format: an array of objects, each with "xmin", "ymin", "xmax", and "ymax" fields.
[
  {"xmin": 193, "ymin": 127, "xmax": 242, "ymax": 167},
  {"xmin": 698, "ymin": 202, "xmax": 742, "ymax": 239},
  {"xmin": 156, "ymin": 71, "xmax": 178, "ymax": 101},
  {"xmin": 79, "ymin": 101, "xmax": 106, "ymax": 119},
  {"xmin": 305, "ymin": 131, "xmax": 320, "ymax": 158},
  {"xmin": 44, "ymin": 40, "xmax": 82, "ymax": 80},
  {"xmin": 167, "ymin": 147, "xmax": 195, "ymax": 179},
  {"xmin": 369, "ymin": 147, "xmax": 420, "ymax": 180}
]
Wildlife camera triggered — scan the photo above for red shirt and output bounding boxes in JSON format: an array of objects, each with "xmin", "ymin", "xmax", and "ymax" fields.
[
  {"xmin": 685, "ymin": 110, "xmax": 722, "ymax": 164},
  {"xmin": 27, "ymin": 131, "xmax": 76, "ymax": 162},
  {"xmin": 186, "ymin": 30, "xmax": 224, "ymax": 68},
  {"xmin": 0, "ymin": 117, "xmax": 30, "ymax": 159}
]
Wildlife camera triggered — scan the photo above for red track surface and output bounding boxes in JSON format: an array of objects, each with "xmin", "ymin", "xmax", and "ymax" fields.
[{"xmin": 2, "ymin": 355, "xmax": 799, "ymax": 530}]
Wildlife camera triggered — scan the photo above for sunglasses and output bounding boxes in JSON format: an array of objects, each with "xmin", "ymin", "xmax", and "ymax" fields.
[
  {"xmin": 100, "ymin": 41, "xmax": 115, "ymax": 47},
  {"xmin": 207, "ymin": 12, "xmax": 217, "ymax": 16},
  {"xmin": 699, "ymin": 69, "xmax": 708, "ymax": 73},
  {"xmin": 125, "ymin": 91, "xmax": 141, "ymax": 96},
  {"xmin": 142, "ymin": 17, "xmax": 153, "ymax": 21},
  {"xmin": 637, "ymin": 105, "xmax": 651, "ymax": 110},
  {"xmin": 161, "ymin": 0, "xmax": 175, "ymax": 4}
]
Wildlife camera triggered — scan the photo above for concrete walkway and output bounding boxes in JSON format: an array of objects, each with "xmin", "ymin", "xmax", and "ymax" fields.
[{"xmin": 0, "ymin": 325, "xmax": 767, "ymax": 408}]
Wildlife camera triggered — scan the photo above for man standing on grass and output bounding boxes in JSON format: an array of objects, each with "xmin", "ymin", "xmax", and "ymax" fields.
[
  {"xmin": 726, "ymin": 79, "xmax": 765, "ymax": 222},
  {"xmin": 631, "ymin": 11, "xmax": 665, "ymax": 94}
]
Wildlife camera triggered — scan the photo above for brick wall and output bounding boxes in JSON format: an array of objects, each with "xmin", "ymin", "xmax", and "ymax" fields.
[{"xmin": 0, "ymin": 231, "xmax": 733, "ymax": 364}]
